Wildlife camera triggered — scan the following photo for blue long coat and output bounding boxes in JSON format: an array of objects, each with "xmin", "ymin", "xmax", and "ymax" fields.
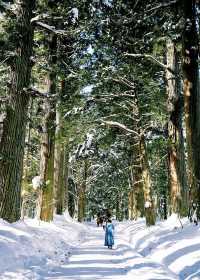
[{"xmin": 104, "ymin": 223, "xmax": 114, "ymax": 246}]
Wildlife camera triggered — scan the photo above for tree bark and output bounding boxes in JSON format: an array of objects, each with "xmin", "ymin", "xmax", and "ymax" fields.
[
  {"xmin": 54, "ymin": 143, "xmax": 65, "ymax": 215},
  {"xmin": 78, "ymin": 160, "xmax": 88, "ymax": 222},
  {"xmin": 140, "ymin": 134, "xmax": 156, "ymax": 226},
  {"xmin": 54, "ymin": 143, "xmax": 69, "ymax": 215},
  {"xmin": 39, "ymin": 34, "xmax": 57, "ymax": 222},
  {"xmin": 39, "ymin": 100, "xmax": 55, "ymax": 221},
  {"xmin": 0, "ymin": 0, "xmax": 35, "ymax": 222},
  {"xmin": 166, "ymin": 38, "xmax": 188, "ymax": 215},
  {"xmin": 54, "ymin": 99, "xmax": 63, "ymax": 215},
  {"xmin": 128, "ymin": 188, "xmax": 134, "ymax": 220},
  {"xmin": 78, "ymin": 189, "xmax": 86, "ymax": 222},
  {"xmin": 54, "ymin": 80, "xmax": 68, "ymax": 215},
  {"xmin": 182, "ymin": 0, "xmax": 200, "ymax": 218},
  {"xmin": 63, "ymin": 147, "xmax": 69, "ymax": 212},
  {"xmin": 129, "ymin": 148, "xmax": 144, "ymax": 220}
]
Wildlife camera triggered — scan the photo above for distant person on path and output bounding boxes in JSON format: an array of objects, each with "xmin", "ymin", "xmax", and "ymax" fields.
[
  {"xmin": 104, "ymin": 219, "xmax": 114, "ymax": 249},
  {"xmin": 97, "ymin": 216, "xmax": 103, "ymax": 227}
]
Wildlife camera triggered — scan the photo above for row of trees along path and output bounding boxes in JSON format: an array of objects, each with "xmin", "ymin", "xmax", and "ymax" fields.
[{"xmin": 0, "ymin": 1, "xmax": 199, "ymax": 226}]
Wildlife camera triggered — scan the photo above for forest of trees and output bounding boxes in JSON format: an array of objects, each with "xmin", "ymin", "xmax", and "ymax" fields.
[{"xmin": 0, "ymin": 0, "xmax": 199, "ymax": 226}]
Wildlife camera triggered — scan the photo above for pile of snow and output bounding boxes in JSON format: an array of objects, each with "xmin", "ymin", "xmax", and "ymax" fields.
[
  {"xmin": 0, "ymin": 215, "xmax": 88, "ymax": 280},
  {"xmin": 116, "ymin": 214, "xmax": 200, "ymax": 279}
]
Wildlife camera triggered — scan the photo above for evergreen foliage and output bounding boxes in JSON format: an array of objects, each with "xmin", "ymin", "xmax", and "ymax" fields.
[{"xmin": 0, "ymin": 0, "xmax": 199, "ymax": 225}]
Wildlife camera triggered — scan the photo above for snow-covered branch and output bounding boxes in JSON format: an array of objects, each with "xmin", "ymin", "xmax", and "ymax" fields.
[
  {"xmin": 146, "ymin": 0, "xmax": 178, "ymax": 13},
  {"xmin": 33, "ymin": 21, "xmax": 67, "ymax": 36},
  {"xmin": 23, "ymin": 87, "xmax": 49, "ymax": 99},
  {"xmin": 99, "ymin": 120, "xmax": 140, "ymax": 137},
  {"xmin": 93, "ymin": 92, "xmax": 135, "ymax": 99},
  {"xmin": 124, "ymin": 53, "xmax": 175, "ymax": 74},
  {"xmin": 112, "ymin": 77, "xmax": 135, "ymax": 89}
]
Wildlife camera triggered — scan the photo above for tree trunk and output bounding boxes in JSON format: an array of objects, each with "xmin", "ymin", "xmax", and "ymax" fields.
[
  {"xmin": 78, "ymin": 160, "xmax": 88, "ymax": 222},
  {"xmin": 128, "ymin": 98, "xmax": 144, "ymax": 220},
  {"xmin": 54, "ymin": 100, "xmax": 64, "ymax": 215},
  {"xmin": 140, "ymin": 135, "xmax": 156, "ymax": 226},
  {"xmin": 116, "ymin": 195, "xmax": 120, "ymax": 220},
  {"xmin": 54, "ymin": 143, "xmax": 65, "ymax": 215},
  {"xmin": 54, "ymin": 80, "xmax": 69, "ymax": 215},
  {"xmin": 166, "ymin": 38, "xmax": 188, "ymax": 215},
  {"xmin": 39, "ymin": 34, "xmax": 57, "ymax": 222},
  {"xmin": 21, "ymin": 98, "xmax": 33, "ymax": 219},
  {"xmin": 78, "ymin": 189, "xmax": 86, "ymax": 222},
  {"xmin": 63, "ymin": 147, "xmax": 69, "ymax": 212},
  {"xmin": 128, "ymin": 189, "xmax": 134, "ymax": 220},
  {"xmin": 55, "ymin": 143, "xmax": 69, "ymax": 215},
  {"xmin": 0, "ymin": 0, "xmax": 35, "ymax": 222},
  {"xmin": 182, "ymin": 0, "xmax": 200, "ymax": 218},
  {"xmin": 39, "ymin": 102, "xmax": 55, "ymax": 221},
  {"xmin": 129, "ymin": 151, "xmax": 144, "ymax": 220}
]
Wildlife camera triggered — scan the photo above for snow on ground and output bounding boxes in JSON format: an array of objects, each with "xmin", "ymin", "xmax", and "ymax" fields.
[
  {"xmin": 0, "ymin": 213, "xmax": 88, "ymax": 280},
  {"xmin": 0, "ymin": 214, "xmax": 200, "ymax": 279},
  {"xmin": 117, "ymin": 214, "xmax": 200, "ymax": 280}
]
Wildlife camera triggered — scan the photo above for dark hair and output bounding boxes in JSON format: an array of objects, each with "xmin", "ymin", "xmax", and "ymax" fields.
[{"xmin": 107, "ymin": 219, "xmax": 112, "ymax": 223}]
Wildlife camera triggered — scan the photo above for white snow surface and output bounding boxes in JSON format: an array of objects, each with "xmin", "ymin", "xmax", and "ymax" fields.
[{"xmin": 0, "ymin": 214, "xmax": 200, "ymax": 279}]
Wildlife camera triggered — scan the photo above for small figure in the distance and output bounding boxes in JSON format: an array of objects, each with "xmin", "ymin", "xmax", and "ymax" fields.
[
  {"xmin": 104, "ymin": 219, "xmax": 114, "ymax": 249},
  {"xmin": 97, "ymin": 216, "xmax": 103, "ymax": 227}
]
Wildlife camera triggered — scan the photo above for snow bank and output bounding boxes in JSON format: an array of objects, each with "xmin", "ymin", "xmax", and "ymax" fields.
[
  {"xmin": 0, "ymin": 215, "xmax": 88, "ymax": 280},
  {"xmin": 116, "ymin": 215, "xmax": 200, "ymax": 279}
]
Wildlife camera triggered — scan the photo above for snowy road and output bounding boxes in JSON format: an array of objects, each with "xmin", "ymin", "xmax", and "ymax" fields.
[
  {"xmin": 42, "ymin": 224, "xmax": 179, "ymax": 280},
  {"xmin": 1, "ymin": 218, "xmax": 199, "ymax": 280}
]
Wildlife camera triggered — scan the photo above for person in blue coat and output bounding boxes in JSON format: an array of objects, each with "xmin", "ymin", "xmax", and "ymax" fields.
[{"xmin": 104, "ymin": 219, "xmax": 114, "ymax": 249}]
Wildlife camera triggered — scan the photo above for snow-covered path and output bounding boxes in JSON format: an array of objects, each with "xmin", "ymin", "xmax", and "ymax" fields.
[
  {"xmin": 58, "ymin": 227, "xmax": 127, "ymax": 280},
  {"xmin": 1, "ymin": 217, "xmax": 200, "ymax": 279},
  {"xmin": 41, "ymin": 224, "xmax": 178, "ymax": 280}
]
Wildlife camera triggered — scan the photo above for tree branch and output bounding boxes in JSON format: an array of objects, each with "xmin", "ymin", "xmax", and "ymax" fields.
[
  {"xmin": 111, "ymin": 77, "xmax": 135, "ymax": 89},
  {"xmin": 23, "ymin": 87, "xmax": 49, "ymax": 99},
  {"xmin": 99, "ymin": 120, "xmax": 140, "ymax": 136},
  {"xmin": 124, "ymin": 53, "xmax": 175, "ymax": 74},
  {"xmin": 34, "ymin": 21, "xmax": 67, "ymax": 35},
  {"xmin": 146, "ymin": 0, "xmax": 178, "ymax": 13},
  {"xmin": 94, "ymin": 92, "xmax": 135, "ymax": 99}
]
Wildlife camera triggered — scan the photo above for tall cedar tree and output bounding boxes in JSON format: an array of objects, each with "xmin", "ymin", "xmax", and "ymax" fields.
[{"xmin": 0, "ymin": 0, "xmax": 35, "ymax": 222}]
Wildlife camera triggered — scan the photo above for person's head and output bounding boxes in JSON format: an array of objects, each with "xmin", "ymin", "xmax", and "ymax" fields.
[{"xmin": 107, "ymin": 219, "xmax": 112, "ymax": 223}]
